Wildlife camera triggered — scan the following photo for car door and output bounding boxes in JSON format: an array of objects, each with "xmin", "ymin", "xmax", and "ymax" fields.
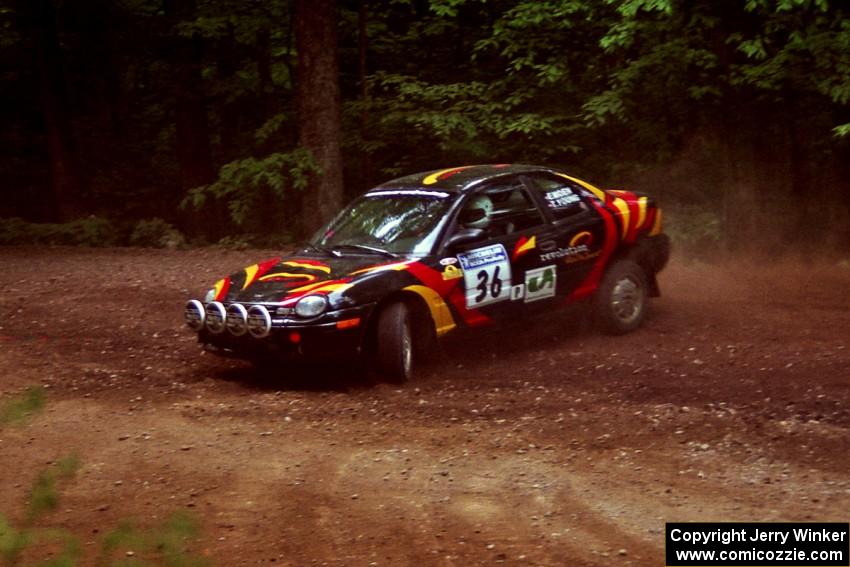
[
  {"xmin": 444, "ymin": 177, "xmax": 557, "ymax": 323},
  {"xmin": 521, "ymin": 173, "xmax": 606, "ymax": 299}
]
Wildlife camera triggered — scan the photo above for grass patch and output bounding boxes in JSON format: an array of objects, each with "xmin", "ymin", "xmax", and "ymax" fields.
[
  {"xmin": 0, "ymin": 387, "xmax": 45, "ymax": 427},
  {"xmin": 1, "ymin": 455, "xmax": 211, "ymax": 566},
  {"xmin": 26, "ymin": 455, "xmax": 81, "ymax": 522},
  {"xmin": 100, "ymin": 511, "xmax": 210, "ymax": 567}
]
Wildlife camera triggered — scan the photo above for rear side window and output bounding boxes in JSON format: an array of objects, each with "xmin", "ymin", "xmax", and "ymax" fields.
[
  {"xmin": 485, "ymin": 182, "xmax": 546, "ymax": 233},
  {"xmin": 526, "ymin": 175, "xmax": 589, "ymax": 221}
]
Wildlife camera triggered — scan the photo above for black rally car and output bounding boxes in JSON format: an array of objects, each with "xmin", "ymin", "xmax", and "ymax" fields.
[{"xmin": 184, "ymin": 164, "xmax": 670, "ymax": 381}]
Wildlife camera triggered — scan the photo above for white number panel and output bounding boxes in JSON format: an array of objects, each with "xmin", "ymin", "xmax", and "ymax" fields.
[{"xmin": 457, "ymin": 244, "xmax": 513, "ymax": 308}]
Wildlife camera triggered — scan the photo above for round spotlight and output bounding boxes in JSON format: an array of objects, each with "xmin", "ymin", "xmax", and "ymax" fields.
[
  {"xmin": 226, "ymin": 303, "xmax": 248, "ymax": 336},
  {"xmin": 184, "ymin": 300, "xmax": 205, "ymax": 331},
  {"xmin": 247, "ymin": 305, "xmax": 272, "ymax": 338},
  {"xmin": 204, "ymin": 301, "xmax": 227, "ymax": 334}
]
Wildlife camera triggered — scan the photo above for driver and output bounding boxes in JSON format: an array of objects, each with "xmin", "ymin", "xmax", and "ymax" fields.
[{"xmin": 462, "ymin": 195, "xmax": 493, "ymax": 230}]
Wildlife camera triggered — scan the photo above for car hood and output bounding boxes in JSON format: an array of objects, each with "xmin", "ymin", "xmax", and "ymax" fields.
[{"xmin": 209, "ymin": 253, "xmax": 418, "ymax": 306}]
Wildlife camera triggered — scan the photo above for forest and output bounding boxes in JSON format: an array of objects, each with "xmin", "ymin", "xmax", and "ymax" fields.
[{"xmin": 1, "ymin": 0, "xmax": 849, "ymax": 253}]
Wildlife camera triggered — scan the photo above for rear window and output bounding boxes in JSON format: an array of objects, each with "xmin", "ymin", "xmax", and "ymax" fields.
[{"xmin": 526, "ymin": 175, "xmax": 589, "ymax": 220}]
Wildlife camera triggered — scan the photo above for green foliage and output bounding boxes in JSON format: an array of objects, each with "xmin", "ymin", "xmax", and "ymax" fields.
[
  {"xmin": 0, "ymin": 455, "xmax": 82, "ymax": 566},
  {"xmin": 0, "ymin": 387, "xmax": 45, "ymax": 427},
  {"xmin": 254, "ymin": 114, "xmax": 289, "ymax": 145},
  {"xmin": 184, "ymin": 148, "xmax": 317, "ymax": 227},
  {"xmin": 0, "ymin": 515, "xmax": 29, "ymax": 566},
  {"xmin": 129, "ymin": 219, "xmax": 186, "ymax": 249},
  {"xmin": 730, "ymin": 1, "xmax": 850, "ymax": 108},
  {"xmin": 99, "ymin": 512, "xmax": 210, "ymax": 567},
  {"xmin": 0, "ymin": 0, "xmax": 849, "ymax": 250},
  {"xmin": 0, "ymin": 218, "xmax": 118, "ymax": 247},
  {"xmin": 27, "ymin": 456, "xmax": 81, "ymax": 523},
  {"xmin": 835, "ymin": 123, "xmax": 850, "ymax": 137},
  {"xmin": 1, "ymin": 455, "xmax": 210, "ymax": 567}
]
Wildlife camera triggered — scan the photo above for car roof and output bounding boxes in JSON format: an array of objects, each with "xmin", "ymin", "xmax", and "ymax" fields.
[{"xmin": 372, "ymin": 164, "xmax": 554, "ymax": 194}]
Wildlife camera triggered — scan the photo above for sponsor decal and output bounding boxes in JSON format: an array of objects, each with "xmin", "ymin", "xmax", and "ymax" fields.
[
  {"xmin": 442, "ymin": 264, "xmax": 463, "ymax": 281},
  {"xmin": 569, "ymin": 231, "xmax": 593, "ymax": 247},
  {"xmin": 511, "ymin": 284, "xmax": 525, "ymax": 301},
  {"xmin": 540, "ymin": 235, "xmax": 600, "ymax": 264},
  {"xmin": 458, "ymin": 244, "xmax": 506, "ymax": 270},
  {"xmin": 545, "ymin": 187, "xmax": 581, "ymax": 208},
  {"xmin": 524, "ymin": 265, "xmax": 556, "ymax": 302},
  {"xmin": 540, "ymin": 247, "xmax": 584, "ymax": 261},
  {"xmin": 440, "ymin": 257, "xmax": 458, "ymax": 266},
  {"xmin": 457, "ymin": 244, "xmax": 512, "ymax": 308},
  {"xmin": 564, "ymin": 249, "xmax": 600, "ymax": 264}
]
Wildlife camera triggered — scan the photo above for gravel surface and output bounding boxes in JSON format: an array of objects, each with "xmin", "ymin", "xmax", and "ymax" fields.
[{"xmin": 1, "ymin": 246, "xmax": 848, "ymax": 566}]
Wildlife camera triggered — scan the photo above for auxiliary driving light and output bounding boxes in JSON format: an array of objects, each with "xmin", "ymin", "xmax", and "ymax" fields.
[
  {"xmin": 225, "ymin": 303, "xmax": 248, "ymax": 336},
  {"xmin": 204, "ymin": 301, "xmax": 227, "ymax": 334},
  {"xmin": 184, "ymin": 300, "xmax": 205, "ymax": 331},
  {"xmin": 247, "ymin": 305, "xmax": 272, "ymax": 338}
]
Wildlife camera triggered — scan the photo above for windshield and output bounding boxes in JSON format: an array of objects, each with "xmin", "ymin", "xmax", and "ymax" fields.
[{"xmin": 313, "ymin": 191, "xmax": 456, "ymax": 255}]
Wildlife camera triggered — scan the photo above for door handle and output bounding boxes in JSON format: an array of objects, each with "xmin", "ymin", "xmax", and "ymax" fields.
[{"xmin": 539, "ymin": 240, "xmax": 556, "ymax": 252}]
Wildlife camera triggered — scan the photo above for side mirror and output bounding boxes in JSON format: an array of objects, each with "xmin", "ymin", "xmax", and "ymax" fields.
[{"xmin": 446, "ymin": 227, "xmax": 485, "ymax": 249}]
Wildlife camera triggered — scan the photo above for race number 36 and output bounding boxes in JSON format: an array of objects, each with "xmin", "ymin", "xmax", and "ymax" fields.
[{"xmin": 457, "ymin": 244, "xmax": 512, "ymax": 307}]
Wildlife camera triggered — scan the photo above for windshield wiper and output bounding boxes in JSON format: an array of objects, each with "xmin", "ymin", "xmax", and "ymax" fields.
[
  {"xmin": 298, "ymin": 241, "xmax": 340, "ymax": 257},
  {"xmin": 331, "ymin": 243, "xmax": 399, "ymax": 258}
]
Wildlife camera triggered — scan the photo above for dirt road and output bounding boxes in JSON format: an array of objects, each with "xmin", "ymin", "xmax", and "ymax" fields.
[{"xmin": 1, "ymin": 247, "xmax": 849, "ymax": 566}]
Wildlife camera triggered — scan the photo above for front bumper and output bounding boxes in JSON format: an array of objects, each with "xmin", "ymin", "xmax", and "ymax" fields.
[{"xmin": 197, "ymin": 303, "xmax": 375, "ymax": 361}]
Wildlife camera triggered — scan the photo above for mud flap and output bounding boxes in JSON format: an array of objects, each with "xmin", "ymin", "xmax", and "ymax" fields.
[{"xmin": 648, "ymin": 272, "xmax": 661, "ymax": 297}]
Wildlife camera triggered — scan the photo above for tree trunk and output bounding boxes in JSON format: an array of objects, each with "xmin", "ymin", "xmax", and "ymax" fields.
[
  {"xmin": 32, "ymin": 0, "xmax": 81, "ymax": 221},
  {"xmin": 295, "ymin": 0, "xmax": 344, "ymax": 235}
]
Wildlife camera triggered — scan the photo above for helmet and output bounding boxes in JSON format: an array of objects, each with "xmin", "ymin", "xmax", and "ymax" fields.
[{"xmin": 464, "ymin": 195, "xmax": 493, "ymax": 229}]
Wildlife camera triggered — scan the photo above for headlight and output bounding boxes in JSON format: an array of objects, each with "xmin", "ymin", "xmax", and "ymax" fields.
[
  {"xmin": 204, "ymin": 288, "xmax": 215, "ymax": 302},
  {"xmin": 294, "ymin": 295, "xmax": 327, "ymax": 318}
]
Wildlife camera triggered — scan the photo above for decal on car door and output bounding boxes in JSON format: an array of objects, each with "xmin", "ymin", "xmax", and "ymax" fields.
[
  {"xmin": 457, "ymin": 244, "xmax": 512, "ymax": 308},
  {"xmin": 524, "ymin": 265, "xmax": 556, "ymax": 302}
]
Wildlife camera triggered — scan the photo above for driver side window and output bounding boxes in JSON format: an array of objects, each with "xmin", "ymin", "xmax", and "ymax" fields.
[{"xmin": 459, "ymin": 182, "xmax": 546, "ymax": 238}]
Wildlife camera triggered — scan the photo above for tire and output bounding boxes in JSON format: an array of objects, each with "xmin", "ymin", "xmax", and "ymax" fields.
[
  {"xmin": 593, "ymin": 259, "xmax": 648, "ymax": 335},
  {"xmin": 375, "ymin": 302, "xmax": 414, "ymax": 383}
]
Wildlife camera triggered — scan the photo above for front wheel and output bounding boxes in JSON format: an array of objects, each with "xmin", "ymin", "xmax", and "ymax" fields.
[
  {"xmin": 593, "ymin": 259, "xmax": 648, "ymax": 335},
  {"xmin": 375, "ymin": 302, "xmax": 414, "ymax": 383}
]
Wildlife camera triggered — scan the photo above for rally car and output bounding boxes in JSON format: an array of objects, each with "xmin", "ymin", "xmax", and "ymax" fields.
[{"xmin": 184, "ymin": 164, "xmax": 670, "ymax": 382}]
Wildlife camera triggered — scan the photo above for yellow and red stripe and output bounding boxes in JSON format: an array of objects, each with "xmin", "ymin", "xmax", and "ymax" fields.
[
  {"xmin": 511, "ymin": 235, "xmax": 536, "ymax": 261},
  {"xmin": 282, "ymin": 259, "xmax": 331, "ymax": 273},
  {"xmin": 423, "ymin": 166, "xmax": 474, "ymax": 185},
  {"xmin": 258, "ymin": 272, "xmax": 317, "ymax": 283},
  {"xmin": 213, "ymin": 277, "xmax": 231, "ymax": 301},
  {"xmin": 242, "ymin": 257, "xmax": 281, "ymax": 290}
]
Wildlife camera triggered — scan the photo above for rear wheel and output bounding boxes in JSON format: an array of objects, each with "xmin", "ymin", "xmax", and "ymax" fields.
[
  {"xmin": 375, "ymin": 302, "xmax": 414, "ymax": 383},
  {"xmin": 593, "ymin": 259, "xmax": 648, "ymax": 335}
]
